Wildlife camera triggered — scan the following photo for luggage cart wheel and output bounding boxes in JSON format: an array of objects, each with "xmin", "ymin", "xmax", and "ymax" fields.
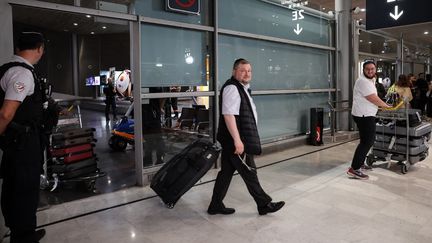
[
  {"xmin": 401, "ymin": 164, "xmax": 408, "ymax": 174},
  {"xmin": 366, "ymin": 156, "xmax": 375, "ymax": 166},
  {"xmin": 166, "ymin": 203, "xmax": 175, "ymax": 209},
  {"xmin": 84, "ymin": 180, "xmax": 96, "ymax": 192}
]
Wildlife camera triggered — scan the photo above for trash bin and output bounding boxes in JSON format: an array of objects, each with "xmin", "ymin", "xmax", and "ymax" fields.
[{"xmin": 309, "ymin": 108, "xmax": 324, "ymax": 146}]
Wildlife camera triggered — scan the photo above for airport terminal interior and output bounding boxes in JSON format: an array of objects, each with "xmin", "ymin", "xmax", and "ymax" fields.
[{"xmin": 1, "ymin": 0, "xmax": 432, "ymax": 242}]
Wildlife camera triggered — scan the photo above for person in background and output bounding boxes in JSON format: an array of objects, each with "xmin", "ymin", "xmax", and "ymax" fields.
[
  {"xmin": 208, "ymin": 58, "xmax": 285, "ymax": 216},
  {"xmin": 348, "ymin": 60, "xmax": 391, "ymax": 179},
  {"xmin": 408, "ymin": 73, "xmax": 419, "ymax": 109},
  {"xmin": 394, "ymin": 74, "xmax": 413, "ymax": 108},
  {"xmin": 169, "ymin": 86, "xmax": 181, "ymax": 119},
  {"xmin": 375, "ymin": 74, "xmax": 386, "ymax": 101},
  {"xmin": 104, "ymin": 77, "xmax": 117, "ymax": 121},
  {"xmin": 425, "ymin": 81, "xmax": 432, "ymax": 118},
  {"xmin": 416, "ymin": 73, "xmax": 428, "ymax": 114},
  {"xmin": 0, "ymin": 32, "xmax": 47, "ymax": 243}
]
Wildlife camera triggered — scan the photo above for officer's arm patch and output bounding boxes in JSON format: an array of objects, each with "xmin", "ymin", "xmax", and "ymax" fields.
[{"xmin": 13, "ymin": 82, "xmax": 26, "ymax": 93}]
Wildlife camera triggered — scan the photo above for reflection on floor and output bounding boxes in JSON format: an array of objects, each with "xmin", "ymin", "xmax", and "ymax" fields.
[{"xmin": 22, "ymin": 138, "xmax": 432, "ymax": 243}]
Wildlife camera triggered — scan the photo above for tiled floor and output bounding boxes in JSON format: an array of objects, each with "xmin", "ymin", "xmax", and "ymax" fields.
[{"xmin": 4, "ymin": 138, "xmax": 432, "ymax": 243}]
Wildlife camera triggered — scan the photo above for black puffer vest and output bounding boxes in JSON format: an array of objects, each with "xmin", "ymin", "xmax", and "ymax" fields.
[
  {"xmin": 217, "ymin": 78, "xmax": 262, "ymax": 155},
  {"xmin": 0, "ymin": 62, "xmax": 44, "ymax": 127}
]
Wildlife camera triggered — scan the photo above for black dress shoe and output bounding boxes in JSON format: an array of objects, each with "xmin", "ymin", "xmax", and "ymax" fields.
[
  {"xmin": 258, "ymin": 201, "xmax": 285, "ymax": 215},
  {"xmin": 207, "ymin": 207, "xmax": 235, "ymax": 215},
  {"xmin": 35, "ymin": 229, "xmax": 46, "ymax": 242}
]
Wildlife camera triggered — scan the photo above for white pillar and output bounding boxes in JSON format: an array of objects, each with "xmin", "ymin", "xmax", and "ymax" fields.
[{"xmin": 335, "ymin": 0, "xmax": 352, "ymax": 130}]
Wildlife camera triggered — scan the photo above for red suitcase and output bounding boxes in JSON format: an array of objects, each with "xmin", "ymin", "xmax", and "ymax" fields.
[
  {"xmin": 50, "ymin": 143, "xmax": 93, "ymax": 157},
  {"xmin": 55, "ymin": 150, "xmax": 94, "ymax": 164}
]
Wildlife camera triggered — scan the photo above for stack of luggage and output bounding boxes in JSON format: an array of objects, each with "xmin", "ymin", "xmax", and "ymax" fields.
[
  {"xmin": 372, "ymin": 109, "xmax": 431, "ymax": 164},
  {"xmin": 49, "ymin": 128, "xmax": 99, "ymax": 180}
]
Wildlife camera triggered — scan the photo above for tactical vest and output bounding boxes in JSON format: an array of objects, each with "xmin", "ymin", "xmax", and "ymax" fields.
[
  {"xmin": 0, "ymin": 62, "xmax": 44, "ymax": 128},
  {"xmin": 217, "ymin": 78, "xmax": 262, "ymax": 155}
]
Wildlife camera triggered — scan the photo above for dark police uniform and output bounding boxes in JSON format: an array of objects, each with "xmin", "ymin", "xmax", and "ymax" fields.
[{"xmin": 0, "ymin": 56, "xmax": 44, "ymax": 242}]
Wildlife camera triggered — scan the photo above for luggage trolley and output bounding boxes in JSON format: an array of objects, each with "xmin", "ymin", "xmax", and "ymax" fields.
[
  {"xmin": 366, "ymin": 102, "xmax": 431, "ymax": 174},
  {"xmin": 40, "ymin": 100, "xmax": 106, "ymax": 192}
]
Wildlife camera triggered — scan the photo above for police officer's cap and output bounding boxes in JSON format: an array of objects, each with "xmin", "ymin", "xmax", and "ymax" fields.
[{"xmin": 17, "ymin": 32, "xmax": 45, "ymax": 51}]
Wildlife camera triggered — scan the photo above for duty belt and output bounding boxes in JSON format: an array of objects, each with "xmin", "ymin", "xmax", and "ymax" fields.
[{"xmin": 7, "ymin": 121, "xmax": 32, "ymax": 133}]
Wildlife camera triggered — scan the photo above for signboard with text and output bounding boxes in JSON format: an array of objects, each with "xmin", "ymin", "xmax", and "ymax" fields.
[
  {"xmin": 166, "ymin": 0, "xmax": 200, "ymax": 15},
  {"xmin": 366, "ymin": 0, "xmax": 432, "ymax": 30}
]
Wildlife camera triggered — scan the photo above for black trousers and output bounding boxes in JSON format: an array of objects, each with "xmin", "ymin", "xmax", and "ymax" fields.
[
  {"xmin": 143, "ymin": 131, "xmax": 165, "ymax": 166},
  {"xmin": 1, "ymin": 131, "xmax": 42, "ymax": 242},
  {"xmin": 210, "ymin": 148, "xmax": 272, "ymax": 208},
  {"xmin": 105, "ymin": 97, "xmax": 117, "ymax": 119},
  {"xmin": 351, "ymin": 115, "xmax": 376, "ymax": 170}
]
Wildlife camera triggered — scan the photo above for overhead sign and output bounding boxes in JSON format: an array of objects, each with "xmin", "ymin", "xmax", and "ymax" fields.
[
  {"xmin": 166, "ymin": 0, "xmax": 200, "ymax": 15},
  {"xmin": 292, "ymin": 10, "xmax": 304, "ymax": 35},
  {"xmin": 366, "ymin": 0, "xmax": 432, "ymax": 30}
]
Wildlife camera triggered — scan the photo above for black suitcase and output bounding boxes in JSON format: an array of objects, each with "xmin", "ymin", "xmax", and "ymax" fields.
[
  {"xmin": 150, "ymin": 139, "xmax": 220, "ymax": 208},
  {"xmin": 50, "ymin": 157, "xmax": 97, "ymax": 174},
  {"xmin": 394, "ymin": 109, "xmax": 422, "ymax": 127},
  {"xmin": 58, "ymin": 164, "xmax": 98, "ymax": 179},
  {"xmin": 52, "ymin": 128, "xmax": 95, "ymax": 140}
]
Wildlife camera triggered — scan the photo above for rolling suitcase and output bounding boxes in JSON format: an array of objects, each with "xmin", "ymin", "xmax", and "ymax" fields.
[
  {"xmin": 51, "ymin": 127, "xmax": 96, "ymax": 148},
  {"xmin": 52, "ymin": 128, "xmax": 95, "ymax": 140},
  {"xmin": 55, "ymin": 150, "xmax": 94, "ymax": 164},
  {"xmin": 150, "ymin": 139, "xmax": 220, "ymax": 208},
  {"xmin": 59, "ymin": 164, "xmax": 98, "ymax": 179},
  {"xmin": 50, "ymin": 157, "xmax": 97, "ymax": 174},
  {"xmin": 51, "ymin": 136, "xmax": 96, "ymax": 148},
  {"xmin": 394, "ymin": 109, "xmax": 422, "ymax": 127},
  {"xmin": 49, "ymin": 143, "xmax": 93, "ymax": 157}
]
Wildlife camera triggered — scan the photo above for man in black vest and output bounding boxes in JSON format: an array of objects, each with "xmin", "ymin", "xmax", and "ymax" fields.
[
  {"xmin": 208, "ymin": 58, "xmax": 285, "ymax": 216},
  {"xmin": 0, "ymin": 32, "xmax": 46, "ymax": 242}
]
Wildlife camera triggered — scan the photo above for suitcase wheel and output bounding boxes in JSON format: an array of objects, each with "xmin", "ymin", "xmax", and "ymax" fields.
[
  {"xmin": 165, "ymin": 203, "xmax": 175, "ymax": 209},
  {"xmin": 400, "ymin": 164, "xmax": 408, "ymax": 174},
  {"xmin": 366, "ymin": 156, "xmax": 375, "ymax": 166}
]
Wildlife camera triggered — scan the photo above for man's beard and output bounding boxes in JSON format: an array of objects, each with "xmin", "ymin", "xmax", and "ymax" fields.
[{"xmin": 363, "ymin": 72, "xmax": 375, "ymax": 79}]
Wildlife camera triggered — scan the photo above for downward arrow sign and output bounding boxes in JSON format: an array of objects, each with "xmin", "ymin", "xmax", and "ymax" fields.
[
  {"xmin": 294, "ymin": 23, "xmax": 303, "ymax": 35},
  {"xmin": 390, "ymin": 5, "xmax": 403, "ymax": 20}
]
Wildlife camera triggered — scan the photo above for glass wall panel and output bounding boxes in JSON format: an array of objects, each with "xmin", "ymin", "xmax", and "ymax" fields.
[
  {"xmin": 135, "ymin": 0, "xmax": 213, "ymax": 26},
  {"xmin": 141, "ymin": 24, "xmax": 210, "ymax": 88},
  {"xmin": 141, "ymin": 96, "xmax": 213, "ymax": 168},
  {"xmin": 254, "ymin": 93, "xmax": 330, "ymax": 140},
  {"xmin": 219, "ymin": 0, "xmax": 331, "ymax": 46},
  {"xmin": 218, "ymin": 35, "xmax": 331, "ymax": 90}
]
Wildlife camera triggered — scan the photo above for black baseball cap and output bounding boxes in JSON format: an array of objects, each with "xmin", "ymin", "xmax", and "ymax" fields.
[{"xmin": 16, "ymin": 32, "xmax": 45, "ymax": 51}]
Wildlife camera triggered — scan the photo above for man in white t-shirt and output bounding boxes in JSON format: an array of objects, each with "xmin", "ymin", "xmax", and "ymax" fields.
[{"xmin": 348, "ymin": 61, "xmax": 391, "ymax": 179}]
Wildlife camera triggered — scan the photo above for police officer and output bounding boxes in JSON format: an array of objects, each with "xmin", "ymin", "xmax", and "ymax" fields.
[{"xmin": 0, "ymin": 32, "xmax": 46, "ymax": 242}]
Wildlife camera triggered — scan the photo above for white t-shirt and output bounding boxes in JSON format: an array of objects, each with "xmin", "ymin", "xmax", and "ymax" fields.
[
  {"xmin": 0, "ymin": 55, "xmax": 35, "ymax": 102},
  {"xmin": 351, "ymin": 74, "xmax": 378, "ymax": 117},
  {"xmin": 221, "ymin": 83, "xmax": 258, "ymax": 124}
]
